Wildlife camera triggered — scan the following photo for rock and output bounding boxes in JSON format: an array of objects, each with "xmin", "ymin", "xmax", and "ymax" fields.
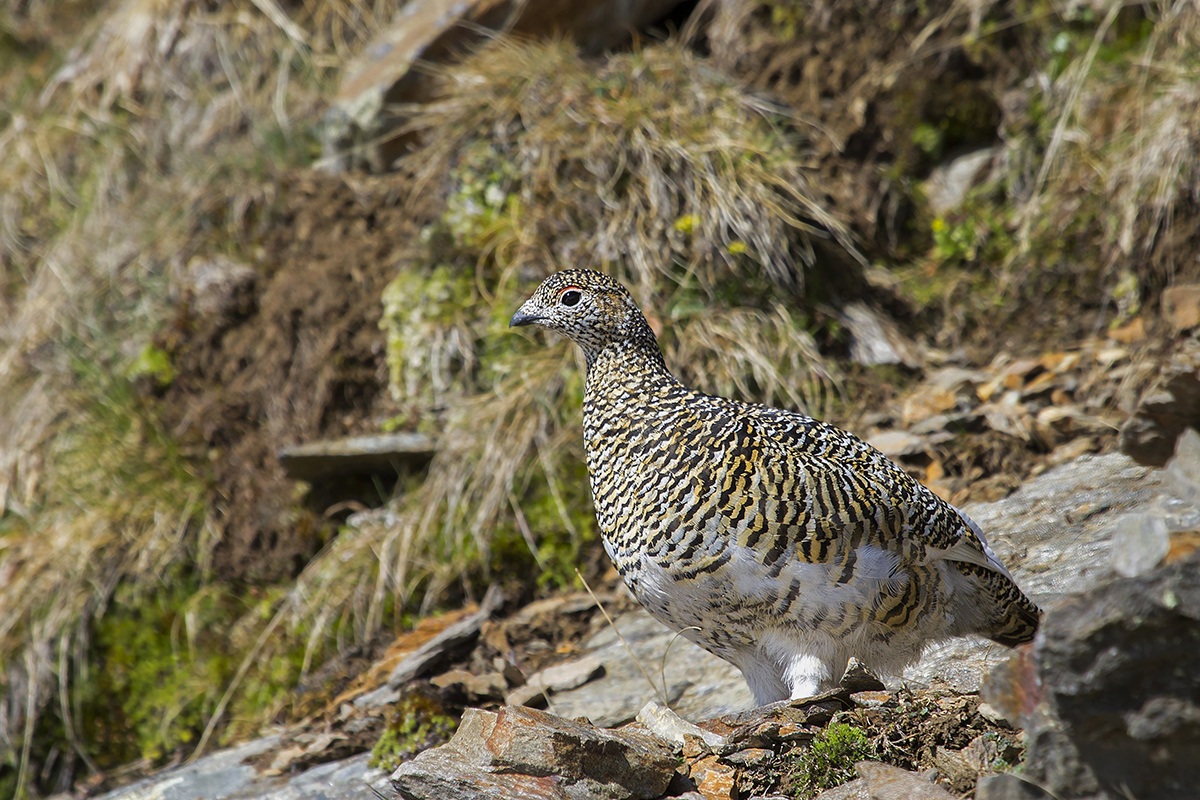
[
  {"xmin": 923, "ymin": 148, "xmax": 997, "ymax": 215},
  {"xmin": 841, "ymin": 302, "xmax": 922, "ymax": 368},
  {"xmin": 1164, "ymin": 426, "xmax": 1200, "ymax": 506},
  {"xmin": 388, "ymin": 586, "xmax": 502, "ymax": 689},
  {"xmin": 687, "ymin": 754, "xmax": 738, "ymax": 800},
  {"xmin": 974, "ymin": 773, "xmax": 1056, "ymax": 800},
  {"xmin": 548, "ymin": 608, "xmax": 752, "ymax": 728},
  {"xmin": 812, "ymin": 779, "xmax": 870, "ymax": 800},
  {"xmin": 278, "ymin": 432, "xmax": 437, "ymax": 482},
  {"xmin": 353, "ymin": 586, "xmax": 503, "ymax": 709},
  {"xmin": 390, "ymin": 705, "xmax": 679, "ymax": 800},
  {"xmin": 1119, "ymin": 340, "xmax": 1200, "ymax": 466},
  {"xmin": 1110, "ymin": 429, "xmax": 1200, "ymax": 578},
  {"xmin": 636, "ymin": 701, "xmax": 728, "ymax": 750},
  {"xmin": 718, "ymin": 694, "xmax": 846, "ymax": 749},
  {"xmin": 901, "ymin": 386, "xmax": 959, "ymax": 425},
  {"xmin": 188, "ymin": 255, "xmax": 257, "ymax": 322},
  {"xmin": 431, "ymin": 668, "xmax": 507, "ymax": 700},
  {"xmin": 838, "ymin": 658, "xmax": 885, "ymax": 692},
  {"xmin": 854, "ymin": 761, "xmax": 955, "ymax": 800},
  {"xmin": 506, "ymin": 655, "xmax": 605, "ymax": 707},
  {"xmin": 866, "ymin": 430, "xmax": 928, "ymax": 458},
  {"xmin": 849, "ymin": 690, "xmax": 892, "ymax": 709},
  {"xmin": 322, "ymin": 0, "xmax": 685, "ymax": 170},
  {"xmin": 93, "ymin": 739, "xmax": 389, "ymax": 800},
  {"xmin": 91, "ymin": 737, "xmax": 281, "ymax": 800},
  {"xmin": 1034, "ymin": 555, "xmax": 1200, "ymax": 800},
  {"xmin": 1032, "ymin": 406, "xmax": 1106, "ymax": 449},
  {"xmin": 1161, "ymin": 284, "xmax": 1200, "ymax": 332},
  {"xmin": 1110, "ymin": 512, "xmax": 1170, "ymax": 578},
  {"xmin": 979, "ymin": 646, "xmax": 1039, "ymax": 727}
]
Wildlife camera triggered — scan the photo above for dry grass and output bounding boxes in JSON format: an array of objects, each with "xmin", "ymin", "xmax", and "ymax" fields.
[
  {"xmin": 403, "ymin": 38, "xmax": 860, "ymax": 294},
  {"xmin": 1006, "ymin": 0, "xmax": 1200, "ymax": 286},
  {"xmin": 0, "ymin": 0, "xmax": 400, "ymax": 791}
]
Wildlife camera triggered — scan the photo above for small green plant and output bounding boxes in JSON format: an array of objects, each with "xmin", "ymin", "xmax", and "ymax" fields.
[
  {"xmin": 369, "ymin": 689, "xmax": 459, "ymax": 771},
  {"xmin": 786, "ymin": 722, "xmax": 875, "ymax": 799}
]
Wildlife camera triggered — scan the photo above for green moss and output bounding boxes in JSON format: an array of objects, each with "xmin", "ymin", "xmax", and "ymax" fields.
[
  {"xmin": 82, "ymin": 576, "xmax": 230, "ymax": 764},
  {"xmin": 380, "ymin": 265, "xmax": 479, "ymax": 405},
  {"xmin": 125, "ymin": 342, "xmax": 177, "ymax": 388},
  {"xmin": 785, "ymin": 722, "xmax": 875, "ymax": 798},
  {"xmin": 369, "ymin": 688, "xmax": 458, "ymax": 771}
]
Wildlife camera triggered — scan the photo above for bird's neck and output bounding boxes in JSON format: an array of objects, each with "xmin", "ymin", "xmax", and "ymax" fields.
[{"xmin": 583, "ymin": 338, "xmax": 679, "ymax": 403}]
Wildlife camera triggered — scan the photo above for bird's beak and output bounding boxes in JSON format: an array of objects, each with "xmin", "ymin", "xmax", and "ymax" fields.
[{"xmin": 509, "ymin": 308, "xmax": 544, "ymax": 328}]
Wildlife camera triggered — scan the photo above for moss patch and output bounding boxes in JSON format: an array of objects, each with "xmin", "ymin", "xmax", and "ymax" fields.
[
  {"xmin": 783, "ymin": 722, "xmax": 874, "ymax": 798},
  {"xmin": 369, "ymin": 687, "xmax": 459, "ymax": 772}
]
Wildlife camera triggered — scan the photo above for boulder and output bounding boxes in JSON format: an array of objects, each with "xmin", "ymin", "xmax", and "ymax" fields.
[
  {"xmin": 322, "ymin": 0, "xmax": 685, "ymax": 170},
  {"xmin": 390, "ymin": 704, "xmax": 679, "ymax": 800},
  {"xmin": 1034, "ymin": 554, "xmax": 1200, "ymax": 800}
]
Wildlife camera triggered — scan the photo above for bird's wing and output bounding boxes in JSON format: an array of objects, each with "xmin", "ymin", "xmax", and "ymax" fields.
[{"xmin": 735, "ymin": 404, "xmax": 1010, "ymax": 579}]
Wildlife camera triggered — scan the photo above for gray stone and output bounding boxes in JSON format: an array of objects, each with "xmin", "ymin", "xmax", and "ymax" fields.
[
  {"xmin": 635, "ymin": 701, "xmax": 727, "ymax": 750},
  {"xmin": 1110, "ymin": 512, "xmax": 1170, "ymax": 577},
  {"xmin": 93, "ymin": 737, "xmax": 280, "ymax": 800},
  {"xmin": 922, "ymin": 148, "xmax": 998, "ymax": 215},
  {"xmin": 278, "ymin": 432, "xmax": 436, "ymax": 482},
  {"xmin": 866, "ymin": 429, "xmax": 929, "ymax": 458},
  {"xmin": 390, "ymin": 705, "xmax": 679, "ymax": 800},
  {"xmin": 974, "ymin": 773, "xmax": 1055, "ymax": 800},
  {"xmin": 1164, "ymin": 426, "xmax": 1200, "ymax": 506},
  {"xmin": 812, "ymin": 779, "xmax": 870, "ymax": 800},
  {"xmin": 1035, "ymin": 555, "xmax": 1200, "ymax": 800},
  {"xmin": 528, "ymin": 654, "xmax": 605, "ymax": 693},
  {"xmin": 548, "ymin": 607, "xmax": 753, "ymax": 727},
  {"xmin": 842, "ymin": 302, "xmax": 922, "ymax": 368},
  {"xmin": 245, "ymin": 754, "xmax": 391, "ymax": 799},
  {"xmin": 854, "ymin": 761, "xmax": 954, "ymax": 800},
  {"xmin": 188, "ymin": 255, "xmax": 257, "ymax": 322}
]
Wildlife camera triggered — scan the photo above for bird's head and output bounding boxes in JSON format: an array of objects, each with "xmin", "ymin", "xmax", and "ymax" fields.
[{"xmin": 509, "ymin": 269, "xmax": 656, "ymax": 360}]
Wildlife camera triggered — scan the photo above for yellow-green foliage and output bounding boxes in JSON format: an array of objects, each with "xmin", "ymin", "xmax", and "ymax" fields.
[
  {"xmin": 785, "ymin": 722, "xmax": 875, "ymax": 799},
  {"xmin": 369, "ymin": 689, "xmax": 458, "ymax": 772}
]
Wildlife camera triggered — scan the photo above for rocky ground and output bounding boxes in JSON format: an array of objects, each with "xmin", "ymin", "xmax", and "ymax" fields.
[{"xmin": 89, "ymin": 336, "xmax": 1200, "ymax": 800}]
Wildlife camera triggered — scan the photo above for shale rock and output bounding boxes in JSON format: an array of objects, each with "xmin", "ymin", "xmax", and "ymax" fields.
[{"xmin": 390, "ymin": 704, "xmax": 679, "ymax": 800}]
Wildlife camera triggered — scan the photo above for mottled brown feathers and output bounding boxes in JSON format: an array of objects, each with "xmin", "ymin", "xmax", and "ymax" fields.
[{"xmin": 511, "ymin": 269, "xmax": 1040, "ymax": 704}]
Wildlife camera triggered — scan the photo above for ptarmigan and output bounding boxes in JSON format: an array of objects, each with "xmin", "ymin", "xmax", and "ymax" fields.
[{"xmin": 510, "ymin": 269, "xmax": 1040, "ymax": 704}]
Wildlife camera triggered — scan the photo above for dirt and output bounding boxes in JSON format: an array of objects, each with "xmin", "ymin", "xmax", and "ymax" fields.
[
  {"xmin": 158, "ymin": 171, "xmax": 419, "ymax": 582},
  {"xmin": 706, "ymin": 0, "xmax": 1032, "ymax": 255}
]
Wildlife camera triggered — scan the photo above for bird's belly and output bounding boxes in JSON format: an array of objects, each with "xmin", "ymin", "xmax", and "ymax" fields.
[{"xmin": 613, "ymin": 532, "xmax": 940, "ymax": 658}]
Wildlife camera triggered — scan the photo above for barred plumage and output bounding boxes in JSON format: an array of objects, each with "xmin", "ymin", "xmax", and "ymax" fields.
[{"xmin": 511, "ymin": 269, "xmax": 1040, "ymax": 704}]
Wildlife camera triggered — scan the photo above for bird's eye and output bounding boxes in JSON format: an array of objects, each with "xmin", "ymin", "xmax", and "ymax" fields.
[{"xmin": 560, "ymin": 289, "xmax": 582, "ymax": 307}]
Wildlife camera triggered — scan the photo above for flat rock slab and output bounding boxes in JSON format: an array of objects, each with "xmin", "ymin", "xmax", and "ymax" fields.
[
  {"xmin": 277, "ymin": 432, "xmax": 436, "ymax": 481},
  {"xmin": 390, "ymin": 705, "xmax": 679, "ymax": 800},
  {"xmin": 547, "ymin": 605, "xmax": 754, "ymax": 728}
]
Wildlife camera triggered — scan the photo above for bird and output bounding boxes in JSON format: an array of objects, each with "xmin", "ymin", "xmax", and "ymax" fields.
[{"xmin": 509, "ymin": 269, "xmax": 1041, "ymax": 705}]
